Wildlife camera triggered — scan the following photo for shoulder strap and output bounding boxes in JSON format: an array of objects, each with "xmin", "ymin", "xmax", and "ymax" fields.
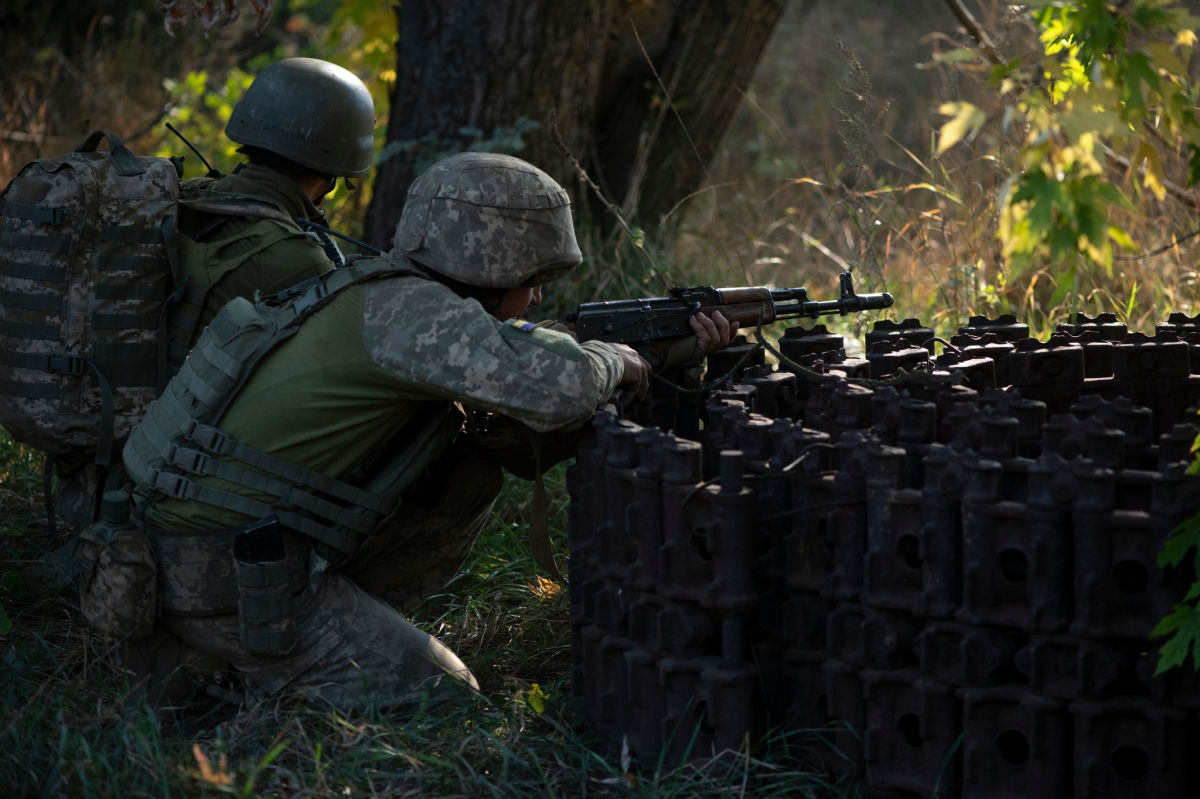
[{"xmin": 178, "ymin": 189, "xmax": 301, "ymax": 231}]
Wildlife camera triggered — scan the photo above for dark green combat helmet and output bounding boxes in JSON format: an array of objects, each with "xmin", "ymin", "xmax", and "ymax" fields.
[
  {"xmin": 394, "ymin": 152, "xmax": 582, "ymax": 288},
  {"xmin": 225, "ymin": 57, "xmax": 375, "ymax": 178}
]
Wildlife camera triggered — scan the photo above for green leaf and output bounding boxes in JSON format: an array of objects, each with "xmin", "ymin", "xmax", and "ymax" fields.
[
  {"xmin": 1152, "ymin": 603, "xmax": 1200, "ymax": 675},
  {"xmin": 933, "ymin": 48, "xmax": 981, "ymax": 64},
  {"xmin": 1158, "ymin": 511, "xmax": 1200, "ymax": 567},
  {"xmin": 1048, "ymin": 265, "xmax": 1076, "ymax": 307},
  {"xmin": 1187, "ymin": 145, "xmax": 1200, "ymax": 186},
  {"xmin": 1121, "ymin": 52, "xmax": 1161, "ymax": 112}
]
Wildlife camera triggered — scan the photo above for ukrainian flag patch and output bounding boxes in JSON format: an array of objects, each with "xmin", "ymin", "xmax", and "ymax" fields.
[{"xmin": 509, "ymin": 319, "xmax": 537, "ymax": 332}]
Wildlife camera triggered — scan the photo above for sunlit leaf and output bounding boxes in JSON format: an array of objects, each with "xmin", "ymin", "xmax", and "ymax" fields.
[
  {"xmin": 935, "ymin": 102, "xmax": 986, "ymax": 155},
  {"xmin": 1133, "ymin": 140, "xmax": 1168, "ymax": 200},
  {"xmin": 933, "ymin": 48, "xmax": 979, "ymax": 64}
]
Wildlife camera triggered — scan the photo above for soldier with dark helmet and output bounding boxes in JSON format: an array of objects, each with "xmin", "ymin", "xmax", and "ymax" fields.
[
  {"xmin": 172, "ymin": 55, "xmax": 376, "ymax": 344},
  {"xmin": 52, "ymin": 56, "xmax": 376, "ymax": 531},
  {"xmin": 102, "ymin": 152, "xmax": 734, "ymax": 709}
]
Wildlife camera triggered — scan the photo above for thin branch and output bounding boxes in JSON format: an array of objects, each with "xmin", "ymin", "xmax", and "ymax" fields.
[
  {"xmin": 548, "ymin": 109, "xmax": 671, "ymax": 293},
  {"xmin": 943, "ymin": 0, "xmax": 1005, "ymax": 65}
]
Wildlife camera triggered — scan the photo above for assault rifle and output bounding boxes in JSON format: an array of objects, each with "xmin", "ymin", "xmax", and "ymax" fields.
[{"xmin": 566, "ymin": 271, "xmax": 894, "ymax": 344}]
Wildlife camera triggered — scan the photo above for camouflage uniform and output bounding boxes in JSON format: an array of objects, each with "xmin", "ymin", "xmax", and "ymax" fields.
[
  {"xmin": 119, "ymin": 152, "xmax": 628, "ymax": 705},
  {"xmin": 55, "ymin": 58, "xmax": 374, "ymax": 531},
  {"xmin": 128, "ymin": 267, "xmax": 623, "ymax": 707}
]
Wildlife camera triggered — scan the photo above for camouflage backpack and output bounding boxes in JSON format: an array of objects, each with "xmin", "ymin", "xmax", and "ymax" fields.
[{"xmin": 0, "ymin": 130, "xmax": 297, "ymax": 474}]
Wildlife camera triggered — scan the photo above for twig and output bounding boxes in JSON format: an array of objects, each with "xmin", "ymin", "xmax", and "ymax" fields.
[
  {"xmin": 548, "ymin": 110, "xmax": 671, "ymax": 294},
  {"xmin": 1114, "ymin": 228, "xmax": 1200, "ymax": 261},
  {"xmin": 943, "ymin": 0, "xmax": 1004, "ymax": 65}
]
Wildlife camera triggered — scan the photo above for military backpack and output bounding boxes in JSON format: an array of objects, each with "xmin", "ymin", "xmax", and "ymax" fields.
[{"xmin": 0, "ymin": 130, "xmax": 301, "ymax": 478}]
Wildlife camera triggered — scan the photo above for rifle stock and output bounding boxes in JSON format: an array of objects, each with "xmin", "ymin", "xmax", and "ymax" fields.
[{"xmin": 566, "ymin": 271, "xmax": 894, "ymax": 344}]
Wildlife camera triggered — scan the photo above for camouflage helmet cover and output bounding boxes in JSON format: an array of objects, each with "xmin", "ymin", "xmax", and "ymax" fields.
[
  {"xmin": 225, "ymin": 57, "xmax": 375, "ymax": 178},
  {"xmin": 394, "ymin": 152, "xmax": 582, "ymax": 288}
]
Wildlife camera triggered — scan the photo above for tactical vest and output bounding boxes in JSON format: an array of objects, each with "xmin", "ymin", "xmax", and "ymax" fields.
[{"xmin": 122, "ymin": 256, "xmax": 465, "ymax": 575}]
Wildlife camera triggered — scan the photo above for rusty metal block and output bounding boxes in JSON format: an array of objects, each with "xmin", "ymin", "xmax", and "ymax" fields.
[
  {"xmin": 783, "ymin": 469, "xmax": 837, "ymax": 594},
  {"xmin": 831, "ymin": 381, "xmax": 877, "ymax": 437},
  {"xmin": 917, "ymin": 621, "xmax": 1023, "ymax": 688},
  {"xmin": 826, "ymin": 433, "xmax": 872, "ymax": 600},
  {"xmin": 655, "ymin": 656, "xmax": 757, "ymax": 764},
  {"xmin": 822, "ymin": 658, "xmax": 867, "ymax": 781},
  {"xmin": 961, "ymin": 686, "xmax": 1070, "ymax": 799},
  {"xmin": 742, "ymin": 366, "xmax": 802, "ymax": 419},
  {"xmin": 779, "ymin": 322, "xmax": 846, "ymax": 363},
  {"xmin": 864, "ymin": 444, "xmax": 926, "ymax": 613},
  {"xmin": 979, "ymin": 388, "xmax": 1047, "ymax": 458},
  {"xmin": 1158, "ymin": 422, "xmax": 1200, "ymax": 469},
  {"xmin": 596, "ymin": 635, "xmax": 637, "ymax": 746},
  {"xmin": 1013, "ymin": 635, "xmax": 1132, "ymax": 700},
  {"xmin": 918, "ymin": 445, "xmax": 965, "ymax": 618},
  {"xmin": 705, "ymin": 339, "xmax": 765, "ymax": 384},
  {"xmin": 935, "ymin": 352, "xmax": 999, "ymax": 391},
  {"xmin": 828, "ymin": 603, "xmax": 919, "ymax": 670},
  {"xmin": 861, "ymin": 669, "xmax": 961, "ymax": 797},
  {"xmin": 781, "ymin": 591, "xmax": 833, "ymax": 651},
  {"xmin": 1071, "ymin": 698, "xmax": 1198, "ymax": 799},
  {"xmin": 867, "ymin": 318, "xmax": 937, "ymax": 352},
  {"xmin": 624, "ymin": 647, "xmax": 665, "ymax": 762},
  {"xmin": 1009, "ymin": 340, "xmax": 1087, "ymax": 414},
  {"xmin": 783, "ymin": 647, "xmax": 834, "ymax": 732},
  {"xmin": 1070, "ymin": 463, "xmax": 1186, "ymax": 640},
  {"xmin": 958, "ymin": 314, "xmax": 1031, "ymax": 343},
  {"xmin": 596, "ymin": 423, "xmax": 640, "ymax": 579},
  {"xmin": 627, "ymin": 594, "xmax": 715, "ymax": 657},
  {"xmin": 866, "ymin": 339, "xmax": 934, "ymax": 378},
  {"xmin": 1135, "ymin": 649, "xmax": 1200, "ymax": 709},
  {"xmin": 628, "ymin": 428, "xmax": 666, "ymax": 592},
  {"xmin": 1056, "ymin": 311, "xmax": 1128, "ymax": 342},
  {"xmin": 958, "ymin": 456, "xmax": 1072, "ymax": 632},
  {"xmin": 1111, "ymin": 336, "xmax": 1200, "ymax": 434}
]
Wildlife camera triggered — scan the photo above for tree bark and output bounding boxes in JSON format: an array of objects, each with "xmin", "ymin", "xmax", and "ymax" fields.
[{"xmin": 364, "ymin": 0, "xmax": 786, "ymax": 249}]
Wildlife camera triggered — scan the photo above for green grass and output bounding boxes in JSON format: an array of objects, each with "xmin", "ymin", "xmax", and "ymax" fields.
[{"xmin": 0, "ymin": 432, "xmax": 838, "ymax": 797}]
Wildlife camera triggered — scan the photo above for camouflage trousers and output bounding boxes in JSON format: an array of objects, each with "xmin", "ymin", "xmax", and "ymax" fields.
[
  {"xmin": 339, "ymin": 453, "xmax": 505, "ymax": 608},
  {"xmin": 128, "ymin": 454, "xmax": 504, "ymax": 709}
]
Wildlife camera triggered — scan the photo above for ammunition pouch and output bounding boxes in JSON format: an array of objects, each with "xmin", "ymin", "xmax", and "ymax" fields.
[
  {"xmin": 149, "ymin": 520, "xmax": 309, "ymax": 656},
  {"xmin": 78, "ymin": 520, "xmax": 158, "ymax": 639}
]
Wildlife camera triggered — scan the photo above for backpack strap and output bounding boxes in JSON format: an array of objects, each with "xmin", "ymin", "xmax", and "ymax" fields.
[
  {"xmin": 125, "ymin": 256, "xmax": 424, "ymax": 555},
  {"xmin": 75, "ymin": 130, "xmax": 145, "ymax": 178}
]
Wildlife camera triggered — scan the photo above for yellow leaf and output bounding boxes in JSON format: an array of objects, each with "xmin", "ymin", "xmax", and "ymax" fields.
[
  {"xmin": 1133, "ymin": 141, "xmax": 1167, "ymax": 201},
  {"xmin": 936, "ymin": 102, "xmax": 985, "ymax": 155},
  {"xmin": 1109, "ymin": 224, "xmax": 1136, "ymax": 252},
  {"xmin": 192, "ymin": 744, "xmax": 233, "ymax": 786},
  {"xmin": 528, "ymin": 575, "xmax": 561, "ymax": 599},
  {"xmin": 1177, "ymin": 30, "xmax": 1197, "ymax": 48},
  {"xmin": 526, "ymin": 683, "xmax": 549, "ymax": 714}
]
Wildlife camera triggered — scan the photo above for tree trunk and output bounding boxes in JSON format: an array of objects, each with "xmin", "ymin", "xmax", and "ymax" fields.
[{"xmin": 364, "ymin": 0, "xmax": 786, "ymax": 249}]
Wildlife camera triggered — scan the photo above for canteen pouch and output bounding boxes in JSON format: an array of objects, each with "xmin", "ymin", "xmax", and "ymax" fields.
[
  {"xmin": 78, "ymin": 516, "xmax": 158, "ymax": 639},
  {"xmin": 233, "ymin": 516, "xmax": 297, "ymax": 655}
]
